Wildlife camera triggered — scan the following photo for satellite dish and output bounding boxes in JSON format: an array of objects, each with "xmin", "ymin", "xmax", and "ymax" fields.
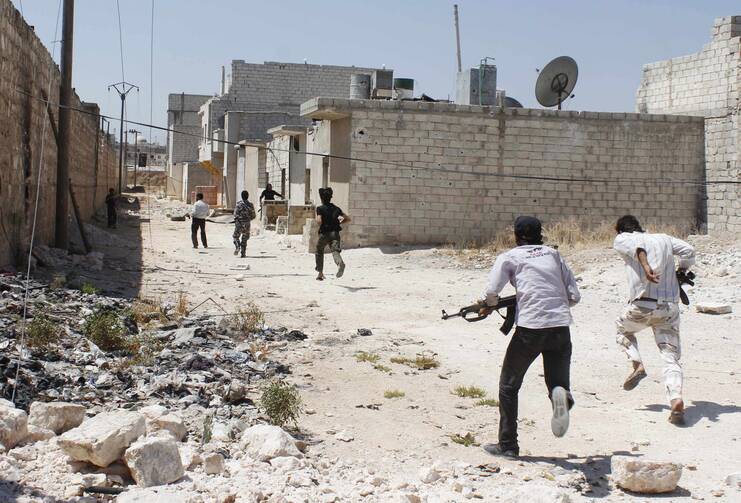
[
  {"xmin": 535, "ymin": 56, "xmax": 578, "ymax": 109},
  {"xmin": 504, "ymin": 97, "xmax": 523, "ymax": 108}
]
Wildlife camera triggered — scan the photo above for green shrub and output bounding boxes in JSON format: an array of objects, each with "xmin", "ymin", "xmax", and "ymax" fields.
[
  {"xmin": 453, "ymin": 385, "xmax": 487, "ymax": 398},
  {"xmin": 390, "ymin": 352, "xmax": 440, "ymax": 370},
  {"xmin": 80, "ymin": 283, "xmax": 99, "ymax": 295},
  {"xmin": 383, "ymin": 389, "xmax": 405, "ymax": 399},
  {"xmin": 83, "ymin": 310, "xmax": 129, "ymax": 352},
  {"xmin": 475, "ymin": 398, "xmax": 499, "ymax": 407},
  {"xmin": 259, "ymin": 380, "xmax": 302, "ymax": 428},
  {"xmin": 26, "ymin": 315, "xmax": 61, "ymax": 349},
  {"xmin": 355, "ymin": 351, "xmax": 380, "ymax": 363},
  {"xmin": 450, "ymin": 432, "xmax": 478, "ymax": 447}
]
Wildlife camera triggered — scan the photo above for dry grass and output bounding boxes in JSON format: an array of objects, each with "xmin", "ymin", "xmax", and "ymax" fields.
[
  {"xmin": 26, "ymin": 315, "xmax": 62, "ymax": 350},
  {"xmin": 355, "ymin": 351, "xmax": 381, "ymax": 364},
  {"xmin": 383, "ymin": 389, "xmax": 405, "ymax": 399},
  {"xmin": 131, "ymin": 297, "xmax": 168, "ymax": 326},
  {"xmin": 373, "ymin": 363, "xmax": 392, "ymax": 373},
  {"xmin": 174, "ymin": 291, "xmax": 189, "ymax": 319},
  {"xmin": 453, "ymin": 385, "xmax": 487, "ymax": 399},
  {"xmin": 390, "ymin": 352, "xmax": 440, "ymax": 370},
  {"xmin": 449, "ymin": 432, "xmax": 478, "ymax": 447},
  {"xmin": 475, "ymin": 398, "xmax": 499, "ymax": 407},
  {"xmin": 235, "ymin": 302, "xmax": 265, "ymax": 335}
]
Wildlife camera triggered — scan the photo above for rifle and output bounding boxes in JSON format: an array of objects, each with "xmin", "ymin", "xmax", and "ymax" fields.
[
  {"xmin": 441, "ymin": 295, "xmax": 517, "ymax": 335},
  {"xmin": 676, "ymin": 270, "xmax": 695, "ymax": 306}
]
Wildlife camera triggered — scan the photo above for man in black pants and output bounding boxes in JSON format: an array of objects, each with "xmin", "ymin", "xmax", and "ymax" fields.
[
  {"xmin": 314, "ymin": 187, "xmax": 350, "ymax": 281},
  {"xmin": 478, "ymin": 216, "xmax": 581, "ymax": 458},
  {"xmin": 105, "ymin": 188, "xmax": 117, "ymax": 229},
  {"xmin": 190, "ymin": 192, "xmax": 209, "ymax": 249}
]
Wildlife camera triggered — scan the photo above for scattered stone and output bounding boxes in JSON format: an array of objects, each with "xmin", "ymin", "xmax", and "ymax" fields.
[
  {"xmin": 335, "ymin": 430, "xmax": 354, "ymax": 442},
  {"xmin": 611, "ymin": 456, "xmax": 682, "ymax": 493},
  {"xmin": 124, "ymin": 437, "xmax": 185, "ymax": 487},
  {"xmin": 25, "ymin": 424, "xmax": 55, "ymax": 442},
  {"xmin": 0, "ymin": 402, "xmax": 28, "ymax": 449},
  {"xmin": 357, "ymin": 328, "xmax": 373, "ymax": 336},
  {"xmin": 203, "ymin": 452, "xmax": 225, "ymax": 475},
  {"xmin": 239, "ymin": 424, "xmax": 302, "ymax": 461},
  {"xmin": 28, "ymin": 401, "xmax": 85, "ymax": 434},
  {"xmin": 59, "ymin": 410, "xmax": 145, "ymax": 467},
  {"xmin": 270, "ymin": 456, "xmax": 304, "ymax": 472},
  {"xmin": 139, "ymin": 405, "xmax": 187, "ymax": 441},
  {"xmin": 178, "ymin": 443, "xmax": 202, "ymax": 470},
  {"xmin": 419, "ymin": 466, "xmax": 441, "ymax": 484},
  {"xmin": 695, "ymin": 302, "xmax": 732, "ymax": 315},
  {"xmin": 725, "ymin": 472, "xmax": 741, "ymax": 488},
  {"xmin": 501, "ymin": 485, "xmax": 572, "ymax": 502}
]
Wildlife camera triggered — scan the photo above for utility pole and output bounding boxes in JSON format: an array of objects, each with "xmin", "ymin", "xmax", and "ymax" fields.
[
  {"xmin": 454, "ymin": 4, "xmax": 462, "ymax": 73},
  {"xmin": 108, "ymin": 81, "xmax": 138, "ymax": 193},
  {"xmin": 128, "ymin": 129, "xmax": 140, "ymax": 187},
  {"xmin": 55, "ymin": 0, "xmax": 74, "ymax": 250}
]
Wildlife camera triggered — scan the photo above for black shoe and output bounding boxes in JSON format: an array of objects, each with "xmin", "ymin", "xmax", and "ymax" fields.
[
  {"xmin": 482, "ymin": 443, "xmax": 519, "ymax": 458},
  {"xmin": 240, "ymin": 253, "xmax": 246, "ymax": 258}
]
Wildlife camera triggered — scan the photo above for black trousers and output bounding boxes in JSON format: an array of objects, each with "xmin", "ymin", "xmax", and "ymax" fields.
[
  {"xmin": 107, "ymin": 207, "xmax": 116, "ymax": 228},
  {"xmin": 191, "ymin": 218, "xmax": 207, "ymax": 247},
  {"xmin": 498, "ymin": 325, "xmax": 572, "ymax": 451},
  {"xmin": 315, "ymin": 231, "xmax": 343, "ymax": 273}
]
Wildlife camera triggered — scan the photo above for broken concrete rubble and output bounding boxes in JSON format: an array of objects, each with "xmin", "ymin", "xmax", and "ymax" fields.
[
  {"xmin": 28, "ymin": 401, "xmax": 85, "ymax": 434},
  {"xmin": 124, "ymin": 437, "xmax": 185, "ymax": 487},
  {"xmin": 58, "ymin": 410, "xmax": 145, "ymax": 467},
  {"xmin": 239, "ymin": 424, "xmax": 303, "ymax": 461},
  {"xmin": 0, "ymin": 401, "xmax": 28, "ymax": 449},
  {"xmin": 611, "ymin": 456, "xmax": 683, "ymax": 493}
]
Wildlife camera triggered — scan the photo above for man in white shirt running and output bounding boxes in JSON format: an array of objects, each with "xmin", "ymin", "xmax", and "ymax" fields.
[
  {"xmin": 613, "ymin": 215, "xmax": 695, "ymax": 425},
  {"xmin": 479, "ymin": 216, "xmax": 581, "ymax": 458},
  {"xmin": 191, "ymin": 192, "xmax": 209, "ymax": 249}
]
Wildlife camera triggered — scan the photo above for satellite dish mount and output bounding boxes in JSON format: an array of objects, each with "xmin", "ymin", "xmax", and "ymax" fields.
[{"xmin": 535, "ymin": 56, "xmax": 578, "ymax": 110}]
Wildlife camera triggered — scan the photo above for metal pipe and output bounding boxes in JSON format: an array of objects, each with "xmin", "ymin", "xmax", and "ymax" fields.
[
  {"xmin": 55, "ymin": 0, "xmax": 74, "ymax": 249},
  {"xmin": 454, "ymin": 5, "xmax": 462, "ymax": 73}
]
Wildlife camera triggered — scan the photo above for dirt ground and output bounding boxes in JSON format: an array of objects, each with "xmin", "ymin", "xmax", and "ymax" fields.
[{"xmin": 86, "ymin": 194, "xmax": 740, "ymax": 501}]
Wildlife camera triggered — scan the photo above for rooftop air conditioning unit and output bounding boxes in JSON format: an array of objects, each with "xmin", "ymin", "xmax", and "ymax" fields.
[{"xmin": 371, "ymin": 69, "xmax": 394, "ymax": 99}]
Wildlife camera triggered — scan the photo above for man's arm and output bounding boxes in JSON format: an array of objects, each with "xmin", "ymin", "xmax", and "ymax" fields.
[
  {"xmin": 670, "ymin": 236, "xmax": 695, "ymax": 270},
  {"xmin": 559, "ymin": 255, "xmax": 581, "ymax": 306},
  {"xmin": 613, "ymin": 233, "xmax": 642, "ymax": 259},
  {"xmin": 636, "ymin": 248, "xmax": 660, "ymax": 283},
  {"xmin": 339, "ymin": 213, "xmax": 351, "ymax": 224},
  {"xmin": 478, "ymin": 254, "xmax": 513, "ymax": 316}
]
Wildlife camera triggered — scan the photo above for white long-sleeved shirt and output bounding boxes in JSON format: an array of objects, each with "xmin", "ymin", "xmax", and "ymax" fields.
[
  {"xmin": 192, "ymin": 200, "xmax": 209, "ymax": 219},
  {"xmin": 483, "ymin": 245, "xmax": 580, "ymax": 329},
  {"xmin": 613, "ymin": 232, "xmax": 695, "ymax": 303}
]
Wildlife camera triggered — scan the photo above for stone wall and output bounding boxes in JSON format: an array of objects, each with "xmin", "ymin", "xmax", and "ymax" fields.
[
  {"xmin": 302, "ymin": 98, "xmax": 706, "ymax": 247},
  {"xmin": 636, "ymin": 16, "xmax": 741, "ymax": 233},
  {"xmin": 0, "ymin": 0, "xmax": 118, "ymax": 266}
]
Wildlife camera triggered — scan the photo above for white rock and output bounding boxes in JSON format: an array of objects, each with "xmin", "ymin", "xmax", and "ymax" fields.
[
  {"xmin": 24, "ymin": 424, "xmax": 55, "ymax": 443},
  {"xmin": 335, "ymin": 430, "xmax": 354, "ymax": 442},
  {"xmin": 500, "ymin": 485, "xmax": 572, "ymax": 502},
  {"xmin": 28, "ymin": 401, "xmax": 86, "ymax": 434},
  {"xmin": 239, "ymin": 424, "xmax": 302, "ymax": 461},
  {"xmin": 0, "ymin": 455, "xmax": 21, "ymax": 482},
  {"xmin": 725, "ymin": 472, "xmax": 741, "ymax": 487},
  {"xmin": 80, "ymin": 473, "xmax": 107, "ymax": 488},
  {"xmin": 59, "ymin": 410, "xmax": 145, "ymax": 467},
  {"xmin": 140, "ymin": 405, "xmax": 187, "ymax": 441},
  {"xmin": 203, "ymin": 452, "xmax": 225, "ymax": 475},
  {"xmin": 178, "ymin": 443, "xmax": 202, "ymax": 470},
  {"xmin": 124, "ymin": 437, "xmax": 184, "ymax": 487},
  {"xmin": 0, "ymin": 403, "xmax": 28, "ymax": 449},
  {"xmin": 611, "ymin": 456, "xmax": 682, "ymax": 493},
  {"xmin": 270, "ymin": 455, "xmax": 304, "ymax": 472},
  {"xmin": 419, "ymin": 466, "xmax": 441, "ymax": 483},
  {"xmin": 695, "ymin": 302, "xmax": 733, "ymax": 315},
  {"xmin": 115, "ymin": 487, "xmax": 184, "ymax": 503}
]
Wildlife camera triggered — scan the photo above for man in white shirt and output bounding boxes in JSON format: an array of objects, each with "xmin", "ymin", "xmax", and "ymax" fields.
[
  {"xmin": 613, "ymin": 215, "xmax": 695, "ymax": 425},
  {"xmin": 191, "ymin": 192, "xmax": 209, "ymax": 249},
  {"xmin": 479, "ymin": 216, "xmax": 581, "ymax": 458}
]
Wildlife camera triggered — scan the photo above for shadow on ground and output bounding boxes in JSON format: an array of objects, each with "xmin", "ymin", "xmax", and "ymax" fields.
[{"xmin": 639, "ymin": 400, "xmax": 741, "ymax": 427}]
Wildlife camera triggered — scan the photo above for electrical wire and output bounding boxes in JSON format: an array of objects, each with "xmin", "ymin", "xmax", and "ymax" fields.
[
  {"xmin": 13, "ymin": 88, "xmax": 741, "ymax": 188},
  {"xmin": 12, "ymin": 0, "xmax": 64, "ymax": 404},
  {"xmin": 115, "ymin": 0, "xmax": 125, "ymax": 82}
]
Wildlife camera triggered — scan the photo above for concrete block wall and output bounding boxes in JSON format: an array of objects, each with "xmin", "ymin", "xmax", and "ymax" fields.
[
  {"xmin": 302, "ymin": 98, "xmax": 705, "ymax": 247},
  {"xmin": 0, "ymin": 0, "xmax": 118, "ymax": 266},
  {"xmin": 636, "ymin": 16, "xmax": 741, "ymax": 233},
  {"xmin": 266, "ymin": 135, "xmax": 291, "ymax": 194}
]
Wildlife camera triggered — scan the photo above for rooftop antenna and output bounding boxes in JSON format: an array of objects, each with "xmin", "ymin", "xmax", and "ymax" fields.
[{"xmin": 535, "ymin": 56, "xmax": 578, "ymax": 110}]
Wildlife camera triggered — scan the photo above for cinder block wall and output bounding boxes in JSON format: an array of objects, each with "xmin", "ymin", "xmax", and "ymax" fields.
[
  {"xmin": 637, "ymin": 16, "xmax": 741, "ymax": 233},
  {"xmin": 302, "ymin": 99, "xmax": 706, "ymax": 247},
  {"xmin": 0, "ymin": 0, "xmax": 118, "ymax": 266}
]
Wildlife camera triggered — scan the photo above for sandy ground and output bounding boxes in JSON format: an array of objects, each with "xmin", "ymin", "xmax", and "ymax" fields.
[{"xmin": 86, "ymin": 194, "xmax": 740, "ymax": 501}]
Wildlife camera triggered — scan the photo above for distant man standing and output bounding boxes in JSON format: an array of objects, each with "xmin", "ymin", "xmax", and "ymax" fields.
[
  {"xmin": 259, "ymin": 183, "xmax": 284, "ymax": 205},
  {"xmin": 191, "ymin": 192, "xmax": 209, "ymax": 249},
  {"xmin": 233, "ymin": 190, "xmax": 256, "ymax": 258},
  {"xmin": 315, "ymin": 187, "xmax": 350, "ymax": 281},
  {"xmin": 479, "ymin": 216, "xmax": 580, "ymax": 458},
  {"xmin": 613, "ymin": 215, "xmax": 695, "ymax": 425},
  {"xmin": 105, "ymin": 188, "xmax": 117, "ymax": 229}
]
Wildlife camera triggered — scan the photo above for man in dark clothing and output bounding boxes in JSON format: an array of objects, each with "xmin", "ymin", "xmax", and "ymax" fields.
[
  {"xmin": 259, "ymin": 183, "xmax": 284, "ymax": 204},
  {"xmin": 315, "ymin": 187, "xmax": 350, "ymax": 281},
  {"xmin": 105, "ymin": 188, "xmax": 117, "ymax": 229},
  {"xmin": 233, "ymin": 190, "xmax": 256, "ymax": 258},
  {"xmin": 478, "ymin": 216, "xmax": 581, "ymax": 458}
]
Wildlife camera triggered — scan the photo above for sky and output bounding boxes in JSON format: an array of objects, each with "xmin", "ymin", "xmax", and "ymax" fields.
[{"xmin": 11, "ymin": 0, "xmax": 741, "ymax": 144}]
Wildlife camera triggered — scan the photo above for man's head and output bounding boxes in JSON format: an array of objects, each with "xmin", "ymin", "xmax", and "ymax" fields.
[
  {"xmin": 196, "ymin": 193, "xmax": 204, "ymax": 201},
  {"xmin": 514, "ymin": 216, "xmax": 543, "ymax": 246},
  {"xmin": 266, "ymin": 183, "xmax": 272, "ymax": 190},
  {"xmin": 319, "ymin": 187, "xmax": 333, "ymax": 205},
  {"xmin": 109, "ymin": 188, "xmax": 115, "ymax": 194},
  {"xmin": 241, "ymin": 190, "xmax": 249, "ymax": 201},
  {"xmin": 615, "ymin": 215, "xmax": 644, "ymax": 234}
]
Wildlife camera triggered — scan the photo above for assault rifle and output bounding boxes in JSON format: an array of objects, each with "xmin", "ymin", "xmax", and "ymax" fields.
[
  {"xmin": 676, "ymin": 270, "xmax": 695, "ymax": 306},
  {"xmin": 441, "ymin": 295, "xmax": 517, "ymax": 335}
]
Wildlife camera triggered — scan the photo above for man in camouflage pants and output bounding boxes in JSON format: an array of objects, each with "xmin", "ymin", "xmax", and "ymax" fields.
[{"xmin": 233, "ymin": 190, "xmax": 256, "ymax": 258}]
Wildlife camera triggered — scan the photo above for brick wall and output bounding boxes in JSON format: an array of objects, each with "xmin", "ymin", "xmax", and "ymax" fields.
[
  {"xmin": 302, "ymin": 98, "xmax": 706, "ymax": 247},
  {"xmin": 636, "ymin": 16, "xmax": 741, "ymax": 233},
  {"xmin": 0, "ymin": 0, "xmax": 118, "ymax": 266}
]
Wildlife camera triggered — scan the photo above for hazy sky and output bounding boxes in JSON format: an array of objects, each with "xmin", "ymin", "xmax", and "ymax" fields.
[{"xmin": 11, "ymin": 0, "xmax": 740, "ymax": 144}]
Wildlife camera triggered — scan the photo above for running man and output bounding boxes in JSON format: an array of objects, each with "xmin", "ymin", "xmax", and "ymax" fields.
[
  {"xmin": 315, "ymin": 187, "xmax": 350, "ymax": 281},
  {"xmin": 191, "ymin": 192, "xmax": 209, "ymax": 249},
  {"xmin": 233, "ymin": 190, "xmax": 256, "ymax": 258}
]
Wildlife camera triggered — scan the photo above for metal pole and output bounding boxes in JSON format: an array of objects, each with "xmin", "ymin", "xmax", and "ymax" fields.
[
  {"xmin": 133, "ymin": 130, "xmax": 139, "ymax": 187},
  {"xmin": 454, "ymin": 5, "xmax": 462, "ymax": 73},
  {"xmin": 55, "ymin": 0, "xmax": 74, "ymax": 249},
  {"xmin": 117, "ymin": 95, "xmax": 125, "ymax": 193}
]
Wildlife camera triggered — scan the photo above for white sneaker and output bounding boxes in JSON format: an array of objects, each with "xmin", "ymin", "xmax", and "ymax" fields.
[{"xmin": 551, "ymin": 386, "xmax": 570, "ymax": 438}]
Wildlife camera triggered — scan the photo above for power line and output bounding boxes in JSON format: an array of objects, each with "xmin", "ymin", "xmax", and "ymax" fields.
[
  {"xmin": 115, "ymin": 0, "xmax": 125, "ymax": 82},
  {"xmin": 14, "ymin": 88, "xmax": 741, "ymax": 188}
]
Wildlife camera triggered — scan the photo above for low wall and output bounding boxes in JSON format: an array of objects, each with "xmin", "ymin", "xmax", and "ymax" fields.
[
  {"xmin": 302, "ymin": 98, "xmax": 706, "ymax": 247},
  {"xmin": 0, "ymin": 0, "xmax": 118, "ymax": 266}
]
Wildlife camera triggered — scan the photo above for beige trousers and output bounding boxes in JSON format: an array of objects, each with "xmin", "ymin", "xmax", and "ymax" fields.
[{"xmin": 616, "ymin": 302, "xmax": 682, "ymax": 402}]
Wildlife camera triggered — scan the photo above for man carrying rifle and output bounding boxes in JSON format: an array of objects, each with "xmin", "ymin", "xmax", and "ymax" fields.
[
  {"xmin": 613, "ymin": 215, "xmax": 695, "ymax": 425},
  {"xmin": 478, "ymin": 216, "xmax": 581, "ymax": 458}
]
